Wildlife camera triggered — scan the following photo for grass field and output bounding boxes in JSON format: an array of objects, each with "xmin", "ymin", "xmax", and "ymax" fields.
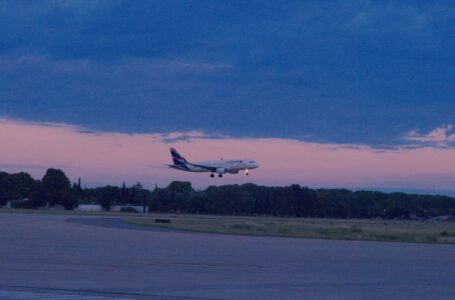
[
  {"xmin": 0, "ymin": 207, "xmax": 141, "ymax": 217},
  {"xmin": 2, "ymin": 208, "xmax": 455, "ymax": 244},
  {"xmin": 126, "ymin": 214, "xmax": 455, "ymax": 244}
]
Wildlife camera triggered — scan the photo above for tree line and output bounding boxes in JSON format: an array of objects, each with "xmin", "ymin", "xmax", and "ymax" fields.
[
  {"xmin": 1, "ymin": 169, "xmax": 455, "ymax": 219},
  {"xmin": 151, "ymin": 181, "xmax": 455, "ymax": 219},
  {"xmin": 0, "ymin": 169, "xmax": 151, "ymax": 210}
]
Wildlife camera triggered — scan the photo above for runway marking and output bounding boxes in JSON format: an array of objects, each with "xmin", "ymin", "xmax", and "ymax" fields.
[{"xmin": 0, "ymin": 290, "xmax": 134, "ymax": 300}]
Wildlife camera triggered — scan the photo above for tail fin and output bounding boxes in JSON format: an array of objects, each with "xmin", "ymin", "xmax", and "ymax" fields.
[{"xmin": 170, "ymin": 148, "xmax": 188, "ymax": 166}]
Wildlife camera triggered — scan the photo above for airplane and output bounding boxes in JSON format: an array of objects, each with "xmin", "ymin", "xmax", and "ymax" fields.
[{"xmin": 168, "ymin": 148, "xmax": 259, "ymax": 178}]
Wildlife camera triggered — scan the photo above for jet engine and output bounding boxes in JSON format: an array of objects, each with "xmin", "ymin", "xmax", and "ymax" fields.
[
  {"xmin": 227, "ymin": 169, "xmax": 239, "ymax": 174},
  {"xmin": 216, "ymin": 167, "xmax": 227, "ymax": 174}
]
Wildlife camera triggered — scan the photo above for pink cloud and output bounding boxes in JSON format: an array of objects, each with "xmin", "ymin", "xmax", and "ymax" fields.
[
  {"xmin": 406, "ymin": 124, "xmax": 455, "ymax": 147},
  {"xmin": 1, "ymin": 118, "xmax": 455, "ymax": 192}
]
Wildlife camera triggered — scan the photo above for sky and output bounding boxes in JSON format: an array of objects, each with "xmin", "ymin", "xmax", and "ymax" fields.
[{"xmin": 1, "ymin": 1, "xmax": 455, "ymax": 194}]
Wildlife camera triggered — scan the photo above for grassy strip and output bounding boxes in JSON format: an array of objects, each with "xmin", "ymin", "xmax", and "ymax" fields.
[
  {"xmin": 3, "ymin": 208, "xmax": 455, "ymax": 244},
  {"xmin": 125, "ymin": 215, "xmax": 455, "ymax": 244},
  {"xmin": 0, "ymin": 207, "xmax": 142, "ymax": 217}
]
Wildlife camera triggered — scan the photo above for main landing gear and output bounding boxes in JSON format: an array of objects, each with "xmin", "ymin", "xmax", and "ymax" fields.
[{"xmin": 210, "ymin": 173, "xmax": 223, "ymax": 178}]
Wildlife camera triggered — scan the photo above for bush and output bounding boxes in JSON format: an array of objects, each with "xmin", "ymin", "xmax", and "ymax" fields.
[
  {"xmin": 350, "ymin": 225, "xmax": 363, "ymax": 233},
  {"xmin": 10, "ymin": 199, "xmax": 32, "ymax": 209},
  {"xmin": 120, "ymin": 207, "xmax": 139, "ymax": 213}
]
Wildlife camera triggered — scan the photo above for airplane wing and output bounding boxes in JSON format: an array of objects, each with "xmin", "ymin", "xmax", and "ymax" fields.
[{"xmin": 190, "ymin": 163, "xmax": 219, "ymax": 172}]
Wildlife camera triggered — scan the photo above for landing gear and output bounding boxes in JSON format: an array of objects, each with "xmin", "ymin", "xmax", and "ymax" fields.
[
  {"xmin": 210, "ymin": 173, "xmax": 215, "ymax": 178},
  {"xmin": 245, "ymin": 169, "xmax": 249, "ymax": 176},
  {"xmin": 218, "ymin": 173, "xmax": 223, "ymax": 178}
]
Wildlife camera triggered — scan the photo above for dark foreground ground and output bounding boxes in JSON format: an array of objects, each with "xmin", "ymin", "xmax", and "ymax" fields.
[{"xmin": 1, "ymin": 213, "xmax": 455, "ymax": 299}]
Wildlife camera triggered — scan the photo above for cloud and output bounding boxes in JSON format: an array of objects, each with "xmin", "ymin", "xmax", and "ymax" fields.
[
  {"xmin": 4, "ymin": 53, "xmax": 454, "ymax": 147},
  {"xmin": 161, "ymin": 131, "xmax": 216, "ymax": 143},
  {"xmin": 406, "ymin": 125, "xmax": 455, "ymax": 147},
  {"xmin": 345, "ymin": 3, "xmax": 429, "ymax": 34},
  {"xmin": 1, "ymin": 118, "xmax": 455, "ymax": 194},
  {"xmin": 2, "ymin": 2, "xmax": 455, "ymax": 147}
]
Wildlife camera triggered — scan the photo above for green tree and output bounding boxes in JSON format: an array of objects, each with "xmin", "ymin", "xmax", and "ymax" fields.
[
  {"xmin": 61, "ymin": 191, "xmax": 78, "ymax": 210},
  {"xmin": 167, "ymin": 181, "xmax": 194, "ymax": 193},
  {"xmin": 120, "ymin": 181, "xmax": 129, "ymax": 204},
  {"xmin": 95, "ymin": 186, "xmax": 120, "ymax": 210},
  {"xmin": 28, "ymin": 183, "xmax": 47, "ymax": 208},
  {"xmin": 41, "ymin": 168, "xmax": 76, "ymax": 209},
  {"xmin": 0, "ymin": 172, "xmax": 36, "ymax": 206}
]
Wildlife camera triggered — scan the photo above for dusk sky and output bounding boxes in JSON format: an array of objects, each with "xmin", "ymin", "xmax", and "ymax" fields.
[{"xmin": 1, "ymin": 1, "xmax": 455, "ymax": 194}]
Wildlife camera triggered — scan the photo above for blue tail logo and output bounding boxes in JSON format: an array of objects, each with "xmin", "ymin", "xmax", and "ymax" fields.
[{"xmin": 170, "ymin": 148, "xmax": 188, "ymax": 167}]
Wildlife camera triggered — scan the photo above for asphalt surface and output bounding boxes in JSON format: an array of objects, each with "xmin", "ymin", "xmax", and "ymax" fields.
[{"xmin": 1, "ymin": 213, "xmax": 455, "ymax": 299}]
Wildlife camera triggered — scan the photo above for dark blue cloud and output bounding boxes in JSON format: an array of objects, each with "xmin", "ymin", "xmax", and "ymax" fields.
[{"xmin": 1, "ymin": 0, "xmax": 455, "ymax": 146}]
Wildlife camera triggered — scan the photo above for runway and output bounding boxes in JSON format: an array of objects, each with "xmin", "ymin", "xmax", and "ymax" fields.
[{"xmin": 1, "ymin": 213, "xmax": 455, "ymax": 299}]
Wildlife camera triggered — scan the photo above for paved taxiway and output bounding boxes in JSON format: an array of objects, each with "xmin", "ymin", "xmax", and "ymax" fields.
[{"xmin": 1, "ymin": 213, "xmax": 455, "ymax": 299}]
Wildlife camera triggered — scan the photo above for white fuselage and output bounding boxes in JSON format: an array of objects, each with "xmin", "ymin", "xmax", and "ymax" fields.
[
  {"xmin": 170, "ymin": 159, "xmax": 259, "ymax": 174},
  {"xmin": 168, "ymin": 148, "xmax": 258, "ymax": 177}
]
